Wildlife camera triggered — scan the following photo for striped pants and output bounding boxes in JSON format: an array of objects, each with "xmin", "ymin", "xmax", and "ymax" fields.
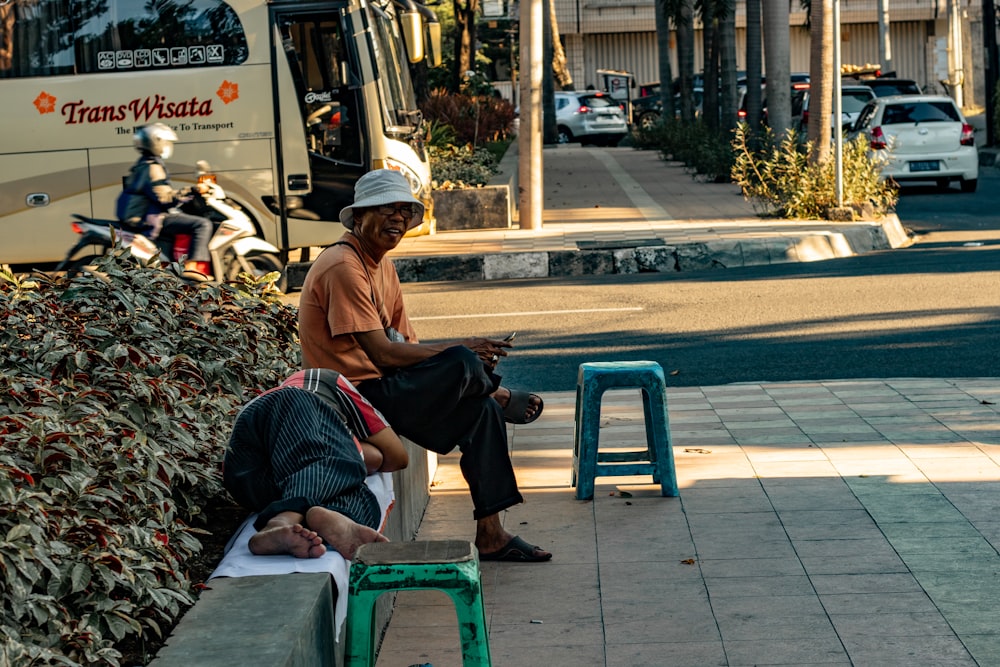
[{"xmin": 223, "ymin": 387, "xmax": 380, "ymax": 531}]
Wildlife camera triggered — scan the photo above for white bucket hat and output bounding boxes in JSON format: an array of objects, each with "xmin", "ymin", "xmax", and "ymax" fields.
[{"xmin": 339, "ymin": 169, "xmax": 425, "ymax": 231}]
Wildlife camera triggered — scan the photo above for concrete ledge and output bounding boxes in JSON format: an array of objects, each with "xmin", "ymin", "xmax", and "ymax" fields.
[
  {"xmin": 151, "ymin": 440, "xmax": 433, "ymax": 666},
  {"xmin": 391, "ymin": 217, "xmax": 913, "ymax": 283},
  {"xmin": 150, "ymin": 574, "xmax": 337, "ymax": 666}
]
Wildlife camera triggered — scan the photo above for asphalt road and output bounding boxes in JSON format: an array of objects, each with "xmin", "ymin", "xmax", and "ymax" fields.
[{"xmin": 402, "ymin": 171, "xmax": 1000, "ymax": 392}]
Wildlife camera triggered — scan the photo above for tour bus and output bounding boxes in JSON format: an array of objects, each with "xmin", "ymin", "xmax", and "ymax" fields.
[{"xmin": 0, "ymin": 0, "xmax": 441, "ymax": 269}]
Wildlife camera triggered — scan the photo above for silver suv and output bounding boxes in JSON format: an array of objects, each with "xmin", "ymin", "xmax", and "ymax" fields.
[{"xmin": 554, "ymin": 91, "xmax": 628, "ymax": 146}]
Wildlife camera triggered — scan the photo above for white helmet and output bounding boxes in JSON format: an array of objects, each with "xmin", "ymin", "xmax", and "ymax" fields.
[{"xmin": 134, "ymin": 123, "xmax": 178, "ymax": 159}]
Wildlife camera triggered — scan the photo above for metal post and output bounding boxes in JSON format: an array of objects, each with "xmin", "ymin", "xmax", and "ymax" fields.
[
  {"xmin": 517, "ymin": 0, "xmax": 544, "ymax": 230},
  {"xmin": 834, "ymin": 0, "xmax": 843, "ymax": 207},
  {"xmin": 983, "ymin": 0, "xmax": 997, "ymax": 145}
]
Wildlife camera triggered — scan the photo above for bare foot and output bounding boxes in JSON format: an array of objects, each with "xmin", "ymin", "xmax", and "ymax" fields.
[
  {"xmin": 305, "ymin": 506, "xmax": 388, "ymax": 559},
  {"xmin": 249, "ymin": 523, "xmax": 326, "ymax": 558},
  {"xmin": 491, "ymin": 386, "xmax": 542, "ymax": 422}
]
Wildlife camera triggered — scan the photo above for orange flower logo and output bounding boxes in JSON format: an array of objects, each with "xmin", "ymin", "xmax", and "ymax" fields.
[
  {"xmin": 216, "ymin": 80, "xmax": 239, "ymax": 105},
  {"xmin": 33, "ymin": 91, "xmax": 57, "ymax": 115}
]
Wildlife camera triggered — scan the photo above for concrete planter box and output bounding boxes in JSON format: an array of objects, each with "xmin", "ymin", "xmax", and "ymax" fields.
[
  {"xmin": 429, "ymin": 140, "xmax": 519, "ymax": 232},
  {"xmin": 432, "ymin": 186, "xmax": 513, "ymax": 231}
]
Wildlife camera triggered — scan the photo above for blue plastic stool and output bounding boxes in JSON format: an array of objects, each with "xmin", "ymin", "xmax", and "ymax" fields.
[
  {"xmin": 572, "ymin": 361, "xmax": 679, "ymax": 500},
  {"xmin": 344, "ymin": 540, "xmax": 491, "ymax": 667}
]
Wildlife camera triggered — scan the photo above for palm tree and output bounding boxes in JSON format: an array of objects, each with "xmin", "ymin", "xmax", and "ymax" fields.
[
  {"xmin": 676, "ymin": 0, "xmax": 696, "ymax": 122},
  {"xmin": 806, "ymin": 0, "xmax": 833, "ymax": 161},
  {"xmin": 762, "ymin": 0, "xmax": 791, "ymax": 136},
  {"xmin": 744, "ymin": 0, "xmax": 764, "ymax": 130},
  {"xmin": 655, "ymin": 0, "xmax": 675, "ymax": 117},
  {"xmin": 718, "ymin": 2, "xmax": 738, "ymax": 132}
]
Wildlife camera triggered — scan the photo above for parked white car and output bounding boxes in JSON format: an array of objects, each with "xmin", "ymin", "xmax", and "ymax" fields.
[
  {"xmin": 554, "ymin": 91, "xmax": 628, "ymax": 146},
  {"xmin": 852, "ymin": 94, "xmax": 978, "ymax": 193},
  {"xmin": 792, "ymin": 84, "xmax": 876, "ymax": 136}
]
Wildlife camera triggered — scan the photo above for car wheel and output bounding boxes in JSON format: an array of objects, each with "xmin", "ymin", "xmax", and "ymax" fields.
[
  {"xmin": 557, "ymin": 126, "xmax": 573, "ymax": 144},
  {"xmin": 638, "ymin": 112, "xmax": 659, "ymax": 130},
  {"xmin": 960, "ymin": 178, "xmax": 978, "ymax": 193}
]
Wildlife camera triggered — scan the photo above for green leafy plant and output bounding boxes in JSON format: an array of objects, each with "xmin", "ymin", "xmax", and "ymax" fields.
[
  {"xmin": 427, "ymin": 142, "xmax": 500, "ymax": 188},
  {"xmin": 0, "ymin": 250, "xmax": 299, "ymax": 666},
  {"xmin": 730, "ymin": 123, "xmax": 897, "ymax": 219},
  {"xmin": 631, "ymin": 116, "xmax": 734, "ymax": 182}
]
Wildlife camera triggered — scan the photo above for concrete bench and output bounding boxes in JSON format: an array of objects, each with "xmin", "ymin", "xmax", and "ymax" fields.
[{"xmin": 150, "ymin": 439, "xmax": 433, "ymax": 667}]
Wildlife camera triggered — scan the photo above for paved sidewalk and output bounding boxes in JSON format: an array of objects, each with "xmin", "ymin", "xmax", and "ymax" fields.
[
  {"xmin": 385, "ymin": 145, "xmax": 911, "ymax": 283},
  {"xmin": 376, "ymin": 378, "xmax": 1000, "ymax": 667}
]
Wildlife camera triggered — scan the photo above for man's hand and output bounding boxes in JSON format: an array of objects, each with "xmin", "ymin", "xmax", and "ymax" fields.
[{"xmin": 463, "ymin": 336, "xmax": 513, "ymax": 369}]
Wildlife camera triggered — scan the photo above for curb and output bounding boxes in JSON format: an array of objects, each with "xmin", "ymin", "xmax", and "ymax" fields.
[{"xmin": 385, "ymin": 216, "xmax": 909, "ymax": 283}]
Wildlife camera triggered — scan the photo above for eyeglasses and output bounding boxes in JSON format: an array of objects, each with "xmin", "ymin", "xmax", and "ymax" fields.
[{"xmin": 375, "ymin": 204, "xmax": 415, "ymax": 219}]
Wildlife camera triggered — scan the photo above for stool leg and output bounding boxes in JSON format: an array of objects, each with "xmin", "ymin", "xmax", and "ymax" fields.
[
  {"xmin": 575, "ymin": 382, "xmax": 604, "ymax": 501},
  {"xmin": 344, "ymin": 589, "xmax": 379, "ymax": 667},
  {"xmin": 642, "ymin": 386, "xmax": 678, "ymax": 497},
  {"xmin": 572, "ymin": 382, "xmax": 583, "ymax": 488},
  {"xmin": 447, "ymin": 563, "xmax": 492, "ymax": 666}
]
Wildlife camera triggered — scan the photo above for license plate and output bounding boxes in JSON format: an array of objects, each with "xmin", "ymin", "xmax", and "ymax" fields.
[{"xmin": 909, "ymin": 160, "xmax": 940, "ymax": 172}]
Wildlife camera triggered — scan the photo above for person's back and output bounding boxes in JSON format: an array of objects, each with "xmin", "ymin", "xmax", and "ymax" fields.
[{"xmin": 114, "ymin": 123, "xmax": 214, "ymax": 280}]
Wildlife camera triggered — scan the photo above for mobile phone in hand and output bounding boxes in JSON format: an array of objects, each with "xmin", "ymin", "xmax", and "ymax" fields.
[{"xmin": 504, "ymin": 331, "xmax": 517, "ymax": 343}]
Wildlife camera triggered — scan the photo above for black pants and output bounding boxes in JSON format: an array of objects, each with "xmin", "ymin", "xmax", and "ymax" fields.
[
  {"xmin": 223, "ymin": 388, "xmax": 380, "ymax": 531},
  {"xmin": 358, "ymin": 345, "xmax": 523, "ymax": 520},
  {"xmin": 161, "ymin": 211, "xmax": 213, "ymax": 263}
]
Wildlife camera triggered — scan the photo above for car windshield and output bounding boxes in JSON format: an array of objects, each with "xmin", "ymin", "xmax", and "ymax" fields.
[
  {"xmin": 843, "ymin": 91, "xmax": 873, "ymax": 113},
  {"xmin": 882, "ymin": 101, "xmax": 961, "ymax": 125}
]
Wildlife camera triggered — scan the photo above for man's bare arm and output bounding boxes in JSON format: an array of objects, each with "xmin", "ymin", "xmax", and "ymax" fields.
[
  {"xmin": 354, "ymin": 329, "xmax": 514, "ymax": 370},
  {"xmin": 362, "ymin": 426, "xmax": 409, "ymax": 473}
]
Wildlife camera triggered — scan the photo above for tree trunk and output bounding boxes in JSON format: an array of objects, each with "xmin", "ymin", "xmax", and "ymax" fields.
[
  {"xmin": 762, "ymin": 0, "xmax": 791, "ymax": 136},
  {"xmin": 807, "ymin": 0, "xmax": 833, "ymax": 162},
  {"xmin": 719, "ymin": 7, "xmax": 738, "ymax": 132},
  {"xmin": 702, "ymin": 0, "xmax": 719, "ymax": 130},
  {"xmin": 550, "ymin": 0, "xmax": 574, "ymax": 89},
  {"xmin": 543, "ymin": 0, "xmax": 558, "ymax": 143},
  {"xmin": 654, "ymin": 0, "xmax": 674, "ymax": 117},
  {"xmin": 452, "ymin": 0, "xmax": 480, "ymax": 90},
  {"xmin": 676, "ymin": 0, "xmax": 696, "ymax": 122},
  {"xmin": 744, "ymin": 0, "xmax": 764, "ymax": 130}
]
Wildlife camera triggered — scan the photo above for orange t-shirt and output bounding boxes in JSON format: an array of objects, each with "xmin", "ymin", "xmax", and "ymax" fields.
[{"xmin": 298, "ymin": 233, "xmax": 417, "ymax": 383}]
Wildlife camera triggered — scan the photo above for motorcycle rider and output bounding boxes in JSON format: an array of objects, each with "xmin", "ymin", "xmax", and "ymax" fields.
[{"xmin": 116, "ymin": 123, "xmax": 214, "ymax": 281}]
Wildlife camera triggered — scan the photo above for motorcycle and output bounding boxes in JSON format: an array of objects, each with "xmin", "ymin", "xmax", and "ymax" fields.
[{"xmin": 56, "ymin": 161, "xmax": 286, "ymax": 291}]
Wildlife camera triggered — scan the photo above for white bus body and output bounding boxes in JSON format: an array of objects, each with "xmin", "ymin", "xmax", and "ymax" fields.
[{"xmin": 0, "ymin": 0, "xmax": 439, "ymax": 267}]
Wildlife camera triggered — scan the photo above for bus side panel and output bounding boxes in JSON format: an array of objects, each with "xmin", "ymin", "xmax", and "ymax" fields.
[
  {"xmin": 1, "ymin": 64, "xmax": 290, "ymax": 263},
  {"xmin": 0, "ymin": 152, "xmax": 93, "ymax": 265},
  {"xmin": 87, "ymin": 141, "xmax": 281, "ymax": 249}
]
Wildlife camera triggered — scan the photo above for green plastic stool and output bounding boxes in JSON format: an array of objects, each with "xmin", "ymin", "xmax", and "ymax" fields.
[{"xmin": 344, "ymin": 540, "xmax": 491, "ymax": 667}]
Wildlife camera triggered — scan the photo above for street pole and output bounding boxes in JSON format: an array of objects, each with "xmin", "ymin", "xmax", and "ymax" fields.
[
  {"xmin": 984, "ymin": 0, "xmax": 997, "ymax": 146},
  {"xmin": 834, "ymin": 0, "xmax": 843, "ymax": 207},
  {"xmin": 517, "ymin": 0, "xmax": 544, "ymax": 230}
]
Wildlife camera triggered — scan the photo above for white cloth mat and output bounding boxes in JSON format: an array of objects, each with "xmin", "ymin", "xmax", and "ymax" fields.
[{"xmin": 208, "ymin": 473, "xmax": 395, "ymax": 641}]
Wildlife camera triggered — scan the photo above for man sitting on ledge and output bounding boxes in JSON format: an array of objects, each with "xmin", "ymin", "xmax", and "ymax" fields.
[
  {"xmin": 223, "ymin": 368, "xmax": 408, "ymax": 560},
  {"xmin": 298, "ymin": 169, "xmax": 552, "ymax": 563}
]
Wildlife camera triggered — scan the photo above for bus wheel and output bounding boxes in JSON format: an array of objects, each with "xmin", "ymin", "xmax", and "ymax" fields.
[{"xmin": 226, "ymin": 252, "xmax": 287, "ymax": 292}]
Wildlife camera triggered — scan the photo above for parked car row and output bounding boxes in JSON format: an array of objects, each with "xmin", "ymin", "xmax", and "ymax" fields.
[{"xmin": 551, "ymin": 74, "xmax": 978, "ymax": 196}]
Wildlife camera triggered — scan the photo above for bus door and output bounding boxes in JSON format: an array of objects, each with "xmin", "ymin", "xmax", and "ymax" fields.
[{"xmin": 271, "ymin": 5, "xmax": 367, "ymax": 231}]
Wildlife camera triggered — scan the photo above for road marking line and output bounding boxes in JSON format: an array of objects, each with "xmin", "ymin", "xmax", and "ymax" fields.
[
  {"xmin": 586, "ymin": 147, "xmax": 673, "ymax": 222},
  {"xmin": 411, "ymin": 307, "xmax": 643, "ymax": 321}
]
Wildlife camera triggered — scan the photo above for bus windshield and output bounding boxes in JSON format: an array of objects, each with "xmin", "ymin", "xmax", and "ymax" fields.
[{"xmin": 367, "ymin": 1, "xmax": 421, "ymax": 138}]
